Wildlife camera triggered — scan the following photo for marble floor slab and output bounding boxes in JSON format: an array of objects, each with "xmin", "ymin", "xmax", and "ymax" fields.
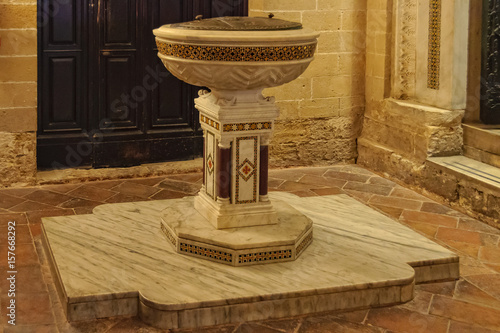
[{"xmin": 42, "ymin": 193, "xmax": 459, "ymax": 330}]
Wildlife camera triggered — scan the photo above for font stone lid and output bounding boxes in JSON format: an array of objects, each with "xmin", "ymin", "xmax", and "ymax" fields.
[{"xmin": 168, "ymin": 16, "xmax": 302, "ymax": 31}]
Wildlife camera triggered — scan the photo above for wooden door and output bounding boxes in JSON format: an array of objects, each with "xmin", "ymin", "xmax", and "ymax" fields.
[
  {"xmin": 481, "ymin": 0, "xmax": 500, "ymax": 124},
  {"xmin": 37, "ymin": 0, "xmax": 247, "ymax": 169}
]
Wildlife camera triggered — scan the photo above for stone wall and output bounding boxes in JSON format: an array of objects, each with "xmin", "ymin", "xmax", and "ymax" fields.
[
  {"xmin": 356, "ymin": 0, "xmax": 500, "ymax": 226},
  {"xmin": 0, "ymin": 1, "xmax": 37, "ymax": 187},
  {"xmin": 359, "ymin": 0, "xmax": 468, "ymax": 171},
  {"xmin": 360, "ymin": 0, "xmax": 467, "ymax": 162},
  {"xmin": 249, "ymin": 0, "xmax": 366, "ymax": 167}
]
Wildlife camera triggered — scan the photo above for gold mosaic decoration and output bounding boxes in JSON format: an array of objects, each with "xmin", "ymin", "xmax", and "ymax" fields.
[
  {"xmin": 238, "ymin": 249, "xmax": 293, "ymax": 264},
  {"xmin": 179, "ymin": 242, "xmax": 233, "ymax": 263},
  {"xmin": 160, "ymin": 223, "xmax": 177, "ymax": 247},
  {"xmin": 223, "ymin": 122, "xmax": 272, "ymax": 132},
  {"xmin": 200, "ymin": 115, "xmax": 272, "ymax": 133},
  {"xmin": 157, "ymin": 41, "xmax": 316, "ymax": 62},
  {"xmin": 427, "ymin": 0, "xmax": 441, "ymax": 90},
  {"xmin": 200, "ymin": 115, "xmax": 220, "ymax": 130},
  {"xmin": 296, "ymin": 231, "xmax": 313, "ymax": 256}
]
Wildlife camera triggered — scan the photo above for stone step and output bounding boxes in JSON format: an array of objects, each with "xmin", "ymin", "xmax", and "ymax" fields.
[
  {"xmin": 427, "ymin": 155, "xmax": 500, "ymax": 227},
  {"xmin": 428, "ymin": 155, "xmax": 500, "ymax": 192},
  {"xmin": 463, "ymin": 123, "xmax": 500, "ymax": 168}
]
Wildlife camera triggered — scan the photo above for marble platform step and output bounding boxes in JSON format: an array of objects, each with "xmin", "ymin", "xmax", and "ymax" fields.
[
  {"xmin": 428, "ymin": 155, "xmax": 500, "ymax": 192},
  {"xmin": 42, "ymin": 193, "xmax": 458, "ymax": 330},
  {"xmin": 463, "ymin": 123, "xmax": 500, "ymax": 168}
]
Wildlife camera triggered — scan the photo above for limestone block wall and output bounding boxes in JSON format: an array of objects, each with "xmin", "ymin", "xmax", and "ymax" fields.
[
  {"xmin": 249, "ymin": 0, "xmax": 366, "ymax": 167},
  {"xmin": 357, "ymin": 0, "xmax": 500, "ymax": 226},
  {"xmin": 359, "ymin": 0, "xmax": 468, "ymax": 170},
  {"xmin": 359, "ymin": 0, "xmax": 470, "ymax": 165},
  {"xmin": 0, "ymin": 1, "xmax": 37, "ymax": 187}
]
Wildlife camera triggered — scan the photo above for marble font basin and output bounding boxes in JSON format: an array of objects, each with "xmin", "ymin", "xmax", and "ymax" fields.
[{"xmin": 153, "ymin": 16, "xmax": 319, "ymax": 91}]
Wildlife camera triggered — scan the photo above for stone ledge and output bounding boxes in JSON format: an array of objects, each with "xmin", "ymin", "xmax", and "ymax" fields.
[
  {"xmin": 464, "ymin": 145, "xmax": 500, "ymax": 169},
  {"xmin": 463, "ymin": 124, "xmax": 500, "ymax": 169},
  {"xmin": 427, "ymin": 156, "xmax": 500, "ymax": 195},
  {"xmin": 36, "ymin": 159, "xmax": 204, "ymax": 185},
  {"xmin": 427, "ymin": 156, "xmax": 500, "ymax": 227},
  {"xmin": 366, "ymin": 99, "xmax": 464, "ymax": 129},
  {"xmin": 360, "ymin": 99, "xmax": 464, "ymax": 163}
]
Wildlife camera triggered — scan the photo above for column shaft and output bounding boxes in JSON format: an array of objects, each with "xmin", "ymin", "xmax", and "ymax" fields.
[
  {"xmin": 259, "ymin": 145, "xmax": 269, "ymax": 196},
  {"xmin": 217, "ymin": 147, "xmax": 231, "ymax": 199},
  {"xmin": 202, "ymin": 139, "xmax": 206, "ymax": 186}
]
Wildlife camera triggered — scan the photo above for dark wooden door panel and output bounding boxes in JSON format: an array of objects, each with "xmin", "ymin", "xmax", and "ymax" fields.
[
  {"xmin": 99, "ymin": 54, "xmax": 140, "ymax": 130},
  {"xmin": 152, "ymin": 73, "xmax": 185, "ymax": 124},
  {"xmin": 42, "ymin": 0, "xmax": 83, "ymax": 50},
  {"xmin": 43, "ymin": 55, "xmax": 82, "ymax": 129},
  {"xmin": 149, "ymin": 57, "xmax": 191, "ymax": 127},
  {"xmin": 39, "ymin": 0, "xmax": 85, "ymax": 135},
  {"xmin": 147, "ymin": 0, "xmax": 197, "ymax": 132},
  {"xmin": 156, "ymin": 0, "xmax": 183, "ymax": 29},
  {"xmin": 101, "ymin": 0, "xmax": 137, "ymax": 47}
]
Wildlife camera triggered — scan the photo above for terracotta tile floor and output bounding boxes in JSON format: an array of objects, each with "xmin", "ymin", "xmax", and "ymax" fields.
[{"xmin": 1, "ymin": 164, "xmax": 500, "ymax": 332}]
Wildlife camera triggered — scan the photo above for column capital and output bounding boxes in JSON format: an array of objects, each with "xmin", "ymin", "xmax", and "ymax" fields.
[
  {"xmin": 218, "ymin": 139, "xmax": 232, "ymax": 149},
  {"xmin": 260, "ymin": 136, "xmax": 271, "ymax": 146}
]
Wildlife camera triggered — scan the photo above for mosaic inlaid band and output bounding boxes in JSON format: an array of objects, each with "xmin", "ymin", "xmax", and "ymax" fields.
[
  {"xmin": 200, "ymin": 115, "xmax": 220, "ymax": 130},
  {"xmin": 427, "ymin": 0, "xmax": 441, "ymax": 90},
  {"xmin": 296, "ymin": 231, "xmax": 313, "ymax": 256},
  {"xmin": 160, "ymin": 223, "xmax": 177, "ymax": 247},
  {"xmin": 157, "ymin": 41, "xmax": 316, "ymax": 62},
  {"xmin": 201, "ymin": 115, "xmax": 272, "ymax": 133},
  {"xmin": 238, "ymin": 249, "xmax": 293, "ymax": 264},
  {"xmin": 223, "ymin": 122, "xmax": 272, "ymax": 132},
  {"xmin": 179, "ymin": 242, "xmax": 233, "ymax": 263}
]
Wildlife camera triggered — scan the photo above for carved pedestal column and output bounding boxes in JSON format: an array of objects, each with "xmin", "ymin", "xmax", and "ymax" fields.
[{"xmin": 193, "ymin": 89, "xmax": 279, "ymax": 229}]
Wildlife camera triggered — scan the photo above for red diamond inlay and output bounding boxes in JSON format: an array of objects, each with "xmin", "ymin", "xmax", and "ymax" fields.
[
  {"xmin": 242, "ymin": 165, "xmax": 251, "ymax": 175},
  {"xmin": 238, "ymin": 159, "xmax": 255, "ymax": 182},
  {"xmin": 206, "ymin": 154, "xmax": 214, "ymax": 175}
]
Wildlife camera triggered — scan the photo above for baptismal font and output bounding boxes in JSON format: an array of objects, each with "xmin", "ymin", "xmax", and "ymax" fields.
[{"xmin": 154, "ymin": 16, "xmax": 319, "ymax": 266}]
